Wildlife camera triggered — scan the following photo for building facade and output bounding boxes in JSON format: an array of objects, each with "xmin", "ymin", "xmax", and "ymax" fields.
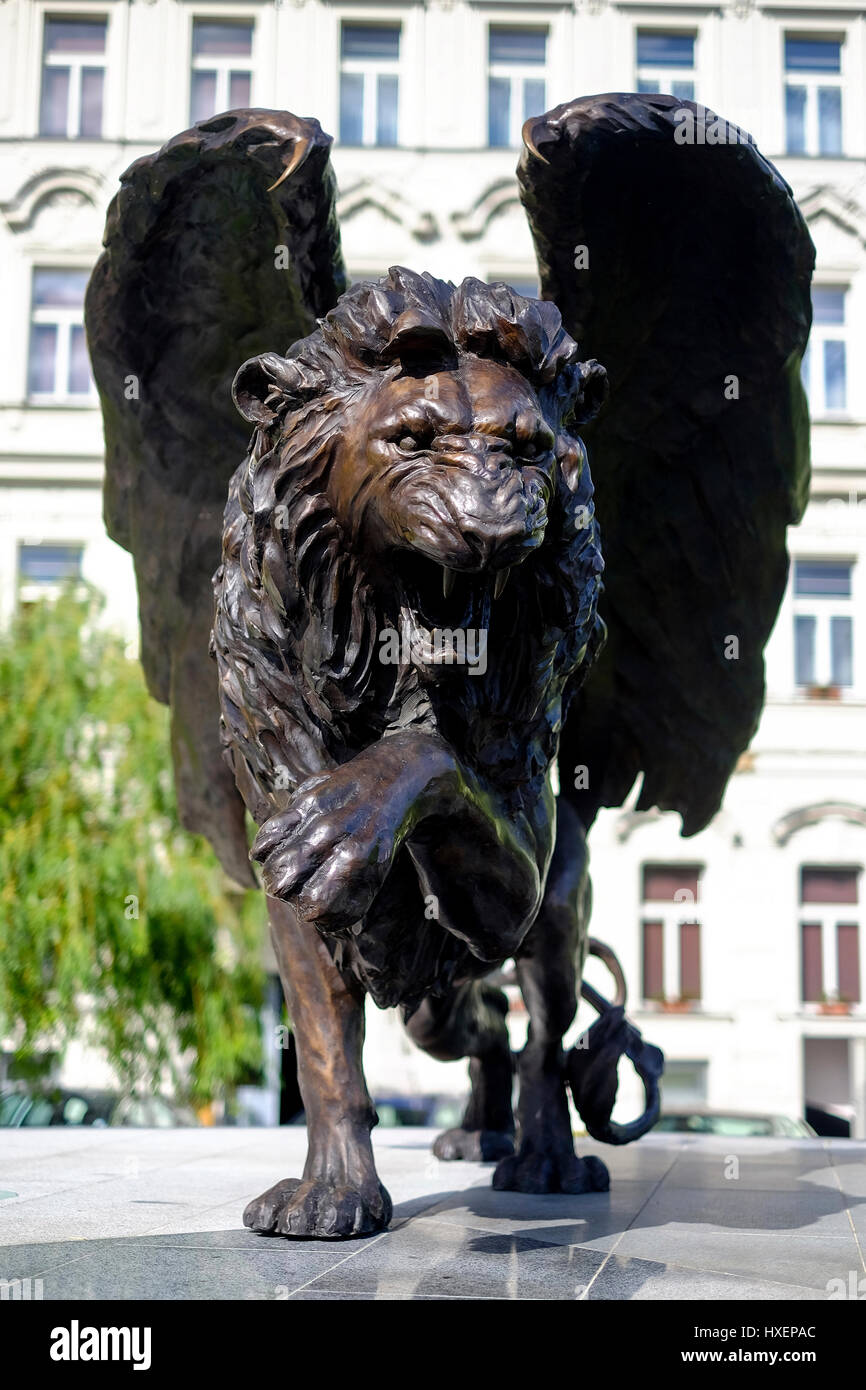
[{"xmin": 1, "ymin": 0, "xmax": 865, "ymax": 1130}]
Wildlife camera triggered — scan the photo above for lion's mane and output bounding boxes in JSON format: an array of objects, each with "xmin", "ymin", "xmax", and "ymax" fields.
[{"xmin": 211, "ymin": 267, "xmax": 606, "ymax": 829}]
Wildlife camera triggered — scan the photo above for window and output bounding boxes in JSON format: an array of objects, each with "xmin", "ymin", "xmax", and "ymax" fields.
[
  {"xmin": 190, "ymin": 20, "xmax": 253, "ymax": 124},
  {"xmin": 641, "ymin": 865, "xmax": 702, "ymax": 1004},
  {"xmin": 28, "ymin": 269, "xmax": 93, "ymax": 402},
  {"xmin": 793, "ymin": 559, "xmax": 854, "ymax": 690},
  {"xmin": 339, "ymin": 24, "xmax": 400, "ymax": 147},
  {"xmin": 636, "ymin": 32, "xmax": 695, "ymax": 101},
  {"xmin": 799, "ymin": 868, "xmax": 860, "ymax": 1004},
  {"xmin": 659, "ymin": 1060, "xmax": 708, "ymax": 1107},
  {"xmin": 802, "ymin": 287, "xmax": 847, "ymax": 416},
  {"xmin": 504, "ymin": 278, "xmax": 539, "ymax": 300},
  {"xmin": 486, "ymin": 278, "xmax": 539, "ymax": 300},
  {"xmin": 40, "ymin": 17, "xmax": 107, "ymax": 138},
  {"xmin": 784, "ymin": 36, "xmax": 843, "ymax": 156},
  {"xmin": 488, "ymin": 28, "xmax": 547, "ymax": 149},
  {"xmin": 18, "ymin": 543, "xmax": 84, "ymax": 584}
]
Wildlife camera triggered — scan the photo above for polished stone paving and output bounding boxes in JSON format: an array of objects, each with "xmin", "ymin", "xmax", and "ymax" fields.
[{"xmin": 0, "ymin": 1128, "xmax": 864, "ymax": 1300}]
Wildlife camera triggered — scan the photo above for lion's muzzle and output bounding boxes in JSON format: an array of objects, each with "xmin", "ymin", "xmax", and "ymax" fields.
[{"xmin": 409, "ymin": 437, "xmax": 552, "ymax": 573}]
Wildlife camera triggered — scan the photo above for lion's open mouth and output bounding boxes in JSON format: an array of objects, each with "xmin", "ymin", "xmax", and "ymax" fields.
[
  {"xmin": 397, "ymin": 551, "xmax": 503, "ymax": 627},
  {"xmin": 393, "ymin": 551, "xmax": 506, "ymax": 673}
]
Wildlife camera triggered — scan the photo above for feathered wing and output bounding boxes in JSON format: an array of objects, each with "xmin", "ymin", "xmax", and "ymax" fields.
[
  {"xmin": 86, "ymin": 110, "xmax": 346, "ymax": 884},
  {"xmin": 519, "ymin": 94, "xmax": 814, "ymax": 834}
]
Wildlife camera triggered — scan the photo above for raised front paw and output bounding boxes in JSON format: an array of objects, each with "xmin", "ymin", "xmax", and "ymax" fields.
[
  {"xmin": 492, "ymin": 1148, "xmax": 609, "ymax": 1195},
  {"xmin": 433, "ymin": 1127, "xmax": 515, "ymax": 1162},
  {"xmin": 251, "ymin": 768, "xmax": 398, "ymax": 932},
  {"xmin": 243, "ymin": 1175, "xmax": 393, "ymax": 1240}
]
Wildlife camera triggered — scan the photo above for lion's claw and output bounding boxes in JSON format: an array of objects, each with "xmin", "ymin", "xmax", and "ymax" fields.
[
  {"xmin": 492, "ymin": 1149, "xmax": 609, "ymax": 1194},
  {"xmin": 251, "ymin": 771, "xmax": 397, "ymax": 929},
  {"xmin": 243, "ymin": 1175, "xmax": 392, "ymax": 1240},
  {"xmin": 433, "ymin": 1127, "xmax": 515, "ymax": 1162}
]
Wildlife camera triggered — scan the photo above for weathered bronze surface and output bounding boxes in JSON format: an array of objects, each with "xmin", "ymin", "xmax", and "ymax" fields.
[{"xmin": 86, "ymin": 95, "xmax": 813, "ymax": 1239}]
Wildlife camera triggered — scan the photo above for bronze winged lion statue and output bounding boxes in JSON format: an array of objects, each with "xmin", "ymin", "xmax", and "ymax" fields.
[{"xmin": 85, "ymin": 94, "xmax": 813, "ymax": 1239}]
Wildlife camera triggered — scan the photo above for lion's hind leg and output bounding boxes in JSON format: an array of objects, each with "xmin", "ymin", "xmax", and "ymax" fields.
[
  {"xmin": 405, "ymin": 980, "xmax": 515, "ymax": 1162},
  {"xmin": 492, "ymin": 798, "xmax": 609, "ymax": 1196}
]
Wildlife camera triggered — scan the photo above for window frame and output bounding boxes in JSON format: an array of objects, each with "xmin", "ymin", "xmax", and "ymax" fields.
[
  {"xmin": 635, "ymin": 28, "xmax": 697, "ymax": 103},
  {"xmin": 640, "ymin": 864, "xmax": 704, "ymax": 1005},
  {"xmin": 17, "ymin": 541, "xmax": 86, "ymax": 609},
  {"xmin": 798, "ymin": 866, "xmax": 862, "ymax": 1006},
  {"xmin": 487, "ymin": 24, "xmax": 549, "ymax": 150},
  {"xmin": 27, "ymin": 267, "xmax": 96, "ymax": 406},
  {"xmin": 39, "ymin": 13, "xmax": 108, "ymax": 139},
  {"xmin": 338, "ymin": 21, "xmax": 402, "ymax": 148},
  {"xmin": 802, "ymin": 283, "xmax": 849, "ymax": 418},
  {"xmin": 791, "ymin": 557, "xmax": 856, "ymax": 693},
  {"xmin": 783, "ymin": 30, "xmax": 845, "ymax": 157},
  {"xmin": 189, "ymin": 16, "xmax": 256, "ymax": 125}
]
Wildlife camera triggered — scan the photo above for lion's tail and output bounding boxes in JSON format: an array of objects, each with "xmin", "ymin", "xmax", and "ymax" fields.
[{"xmin": 567, "ymin": 938, "xmax": 665, "ymax": 1146}]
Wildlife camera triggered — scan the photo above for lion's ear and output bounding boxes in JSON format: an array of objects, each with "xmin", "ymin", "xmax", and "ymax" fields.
[
  {"xmin": 571, "ymin": 359, "xmax": 609, "ymax": 426},
  {"xmin": 232, "ymin": 352, "xmax": 300, "ymax": 425}
]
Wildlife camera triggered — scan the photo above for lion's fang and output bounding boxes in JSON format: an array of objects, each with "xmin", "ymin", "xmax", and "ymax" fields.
[
  {"xmin": 494, "ymin": 569, "xmax": 510, "ymax": 600},
  {"xmin": 442, "ymin": 568, "xmax": 458, "ymax": 599}
]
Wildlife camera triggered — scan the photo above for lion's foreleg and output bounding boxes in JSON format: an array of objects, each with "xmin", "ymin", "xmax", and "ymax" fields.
[
  {"xmin": 406, "ymin": 775, "xmax": 554, "ymax": 962},
  {"xmin": 251, "ymin": 731, "xmax": 549, "ymax": 953},
  {"xmin": 242, "ymin": 895, "xmax": 391, "ymax": 1239}
]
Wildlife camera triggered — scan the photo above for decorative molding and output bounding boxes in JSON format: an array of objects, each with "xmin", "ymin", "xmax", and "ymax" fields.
[
  {"xmin": 799, "ymin": 185, "xmax": 866, "ymax": 249},
  {"xmin": 336, "ymin": 180, "xmax": 438, "ymax": 243},
  {"xmin": 451, "ymin": 179, "xmax": 521, "ymax": 242},
  {"xmin": 614, "ymin": 808, "xmax": 666, "ymax": 843},
  {"xmin": 772, "ymin": 801, "xmax": 866, "ymax": 847},
  {"xmin": 2, "ymin": 168, "xmax": 104, "ymax": 233}
]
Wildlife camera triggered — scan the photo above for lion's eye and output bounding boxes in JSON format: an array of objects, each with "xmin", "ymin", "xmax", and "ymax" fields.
[
  {"xmin": 398, "ymin": 434, "xmax": 419, "ymax": 452},
  {"xmin": 521, "ymin": 435, "xmax": 553, "ymax": 460}
]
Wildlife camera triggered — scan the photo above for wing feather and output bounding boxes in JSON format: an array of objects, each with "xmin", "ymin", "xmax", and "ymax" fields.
[
  {"xmin": 86, "ymin": 110, "xmax": 346, "ymax": 882},
  {"xmin": 519, "ymin": 95, "xmax": 813, "ymax": 833}
]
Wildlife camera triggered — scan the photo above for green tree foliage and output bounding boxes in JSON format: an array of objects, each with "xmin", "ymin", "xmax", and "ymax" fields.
[{"xmin": 0, "ymin": 587, "xmax": 265, "ymax": 1104}]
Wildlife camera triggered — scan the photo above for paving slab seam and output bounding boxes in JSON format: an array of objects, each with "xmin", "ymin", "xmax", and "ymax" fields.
[
  {"xmin": 283, "ymin": 1231, "xmax": 391, "ymax": 1297},
  {"xmin": 607, "ymin": 1255, "xmax": 834, "ymax": 1297},
  {"xmin": 0, "ymin": 1150, "xmax": 269, "ymax": 1215},
  {"xmin": 576, "ymin": 1144, "xmax": 689, "ymax": 1301},
  {"xmin": 413, "ymin": 1215, "xmax": 837, "ymax": 1295},
  {"xmin": 280, "ymin": 1186, "xmax": 505, "ymax": 1298},
  {"xmin": 826, "ymin": 1149, "xmax": 866, "ymax": 1274},
  {"xmin": 419, "ymin": 1212, "xmax": 629, "ymax": 1244},
  {"xmin": 5, "ymin": 1250, "xmax": 104, "ymax": 1285},
  {"xmin": 289, "ymin": 1288, "xmax": 511, "ymax": 1300}
]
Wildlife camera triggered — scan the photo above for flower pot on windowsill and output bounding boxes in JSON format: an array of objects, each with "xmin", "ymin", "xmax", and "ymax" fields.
[
  {"xmin": 818, "ymin": 1000, "xmax": 851, "ymax": 1016},
  {"xmin": 806, "ymin": 684, "xmax": 841, "ymax": 701},
  {"xmin": 660, "ymin": 998, "xmax": 695, "ymax": 1013}
]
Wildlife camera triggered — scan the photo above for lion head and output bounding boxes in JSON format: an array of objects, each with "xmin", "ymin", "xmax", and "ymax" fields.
[{"xmin": 212, "ymin": 268, "xmax": 607, "ymax": 821}]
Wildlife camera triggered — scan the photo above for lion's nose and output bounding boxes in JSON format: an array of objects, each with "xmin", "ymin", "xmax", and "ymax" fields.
[
  {"xmin": 463, "ymin": 485, "xmax": 548, "ymax": 571},
  {"xmin": 434, "ymin": 433, "xmax": 514, "ymax": 472}
]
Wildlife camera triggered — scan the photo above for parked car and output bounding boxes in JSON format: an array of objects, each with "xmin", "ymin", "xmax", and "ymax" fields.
[
  {"xmin": 0, "ymin": 1086, "xmax": 195, "ymax": 1127},
  {"xmin": 805, "ymin": 1103, "xmax": 853, "ymax": 1138},
  {"xmin": 654, "ymin": 1108, "xmax": 817, "ymax": 1138},
  {"xmin": 373, "ymin": 1094, "xmax": 465, "ymax": 1129}
]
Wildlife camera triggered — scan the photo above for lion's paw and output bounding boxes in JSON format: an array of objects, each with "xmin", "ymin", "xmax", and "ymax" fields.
[
  {"xmin": 492, "ymin": 1150, "xmax": 609, "ymax": 1195},
  {"xmin": 251, "ymin": 772, "xmax": 397, "ymax": 931},
  {"xmin": 243, "ymin": 1175, "xmax": 393, "ymax": 1240},
  {"xmin": 433, "ymin": 1127, "xmax": 515, "ymax": 1162}
]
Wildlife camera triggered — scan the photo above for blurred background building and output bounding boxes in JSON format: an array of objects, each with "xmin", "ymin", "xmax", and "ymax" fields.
[{"xmin": 0, "ymin": 0, "xmax": 864, "ymax": 1133}]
